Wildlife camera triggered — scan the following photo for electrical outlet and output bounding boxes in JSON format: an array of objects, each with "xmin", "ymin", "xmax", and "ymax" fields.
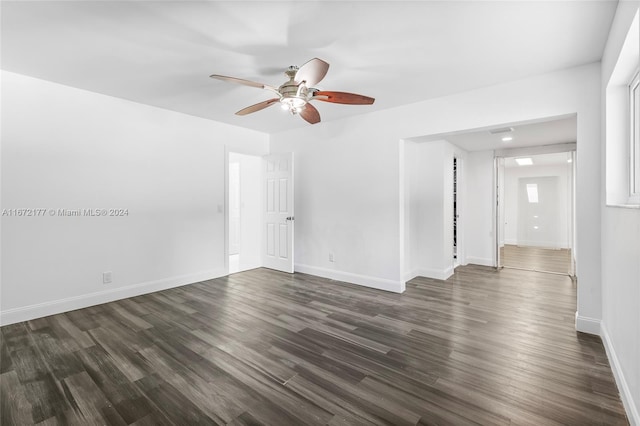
[
  {"xmin": 103, "ymin": 271, "xmax": 113, "ymax": 284},
  {"xmin": 329, "ymin": 252, "xmax": 335, "ymax": 262}
]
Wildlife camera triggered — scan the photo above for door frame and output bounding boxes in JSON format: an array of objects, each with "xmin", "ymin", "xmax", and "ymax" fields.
[
  {"xmin": 494, "ymin": 156, "xmax": 505, "ymax": 269},
  {"xmin": 493, "ymin": 143, "xmax": 577, "ymax": 274},
  {"xmin": 228, "ymin": 160, "xmax": 241, "ymax": 257},
  {"xmin": 225, "ymin": 148, "xmax": 269, "ymax": 275}
]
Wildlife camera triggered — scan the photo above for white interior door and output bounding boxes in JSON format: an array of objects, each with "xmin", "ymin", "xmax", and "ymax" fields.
[
  {"xmin": 263, "ymin": 153, "xmax": 294, "ymax": 273},
  {"xmin": 517, "ymin": 176, "xmax": 560, "ymax": 247}
]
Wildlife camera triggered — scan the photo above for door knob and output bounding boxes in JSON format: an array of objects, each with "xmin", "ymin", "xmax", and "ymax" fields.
[{"xmin": 286, "ymin": 216, "xmax": 295, "ymax": 221}]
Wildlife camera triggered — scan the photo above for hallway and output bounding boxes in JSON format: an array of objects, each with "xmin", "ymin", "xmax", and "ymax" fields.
[{"xmin": 501, "ymin": 244, "xmax": 572, "ymax": 274}]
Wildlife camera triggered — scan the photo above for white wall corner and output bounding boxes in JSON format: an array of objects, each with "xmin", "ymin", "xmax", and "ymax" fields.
[
  {"xmin": 442, "ymin": 266, "xmax": 454, "ymax": 281},
  {"xmin": 601, "ymin": 323, "xmax": 640, "ymax": 426},
  {"xmin": 405, "ymin": 267, "xmax": 453, "ymax": 282},
  {"xmin": 575, "ymin": 311, "xmax": 602, "ymax": 335},
  {"xmin": 466, "ymin": 256, "xmax": 494, "ymax": 267},
  {"xmin": 405, "ymin": 270, "xmax": 420, "ymax": 283},
  {"xmin": 0, "ymin": 269, "xmax": 227, "ymax": 326},
  {"xmin": 295, "ymin": 264, "xmax": 405, "ymax": 293}
]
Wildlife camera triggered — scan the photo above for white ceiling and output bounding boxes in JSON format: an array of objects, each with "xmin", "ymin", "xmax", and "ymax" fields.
[
  {"xmin": 443, "ymin": 115, "xmax": 577, "ymax": 151},
  {"xmin": 504, "ymin": 152, "xmax": 573, "ymax": 168},
  {"xmin": 1, "ymin": 1, "xmax": 617, "ymax": 134}
]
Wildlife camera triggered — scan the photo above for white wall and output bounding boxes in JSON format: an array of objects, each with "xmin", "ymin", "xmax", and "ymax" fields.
[
  {"xmin": 229, "ymin": 152, "xmax": 262, "ymax": 272},
  {"xmin": 270, "ymin": 115, "xmax": 405, "ymax": 292},
  {"xmin": 504, "ymin": 163, "xmax": 572, "ymax": 248},
  {"xmin": 600, "ymin": 2, "xmax": 640, "ymax": 424},
  {"xmin": 403, "ymin": 141, "xmax": 416, "ymax": 276},
  {"xmin": 0, "ymin": 71, "xmax": 269, "ymax": 325},
  {"xmin": 404, "ymin": 140, "xmax": 456, "ymax": 281},
  {"xmin": 463, "ymin": 150, "xmax": 496, "ymax": 266},
  {"xmin": 270, "ymin": 62, "xmax": 602, "ymax": 307}
]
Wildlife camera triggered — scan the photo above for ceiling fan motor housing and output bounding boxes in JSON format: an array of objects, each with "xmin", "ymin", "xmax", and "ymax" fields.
[{"xmin": 279, "ymin": 66, "xmax": 311, "ymax": 113}]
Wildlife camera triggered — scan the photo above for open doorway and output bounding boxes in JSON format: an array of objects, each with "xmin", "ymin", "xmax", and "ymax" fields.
[
  {"xmin": 228, "ymin": 152, "xmax": 262, "ymax": 274},
  {"xmin": 402, "ymin": 114, "xmax": 577, "ymax": 281},
  {"xmin": 497, "ymin": 151, "xmax": 575, "ymax": 275}
]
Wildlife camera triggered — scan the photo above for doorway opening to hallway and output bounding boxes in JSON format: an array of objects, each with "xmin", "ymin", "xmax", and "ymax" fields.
[{"xmin": 497, "ymin": 151, "xmax": 575, "ymax": 275}]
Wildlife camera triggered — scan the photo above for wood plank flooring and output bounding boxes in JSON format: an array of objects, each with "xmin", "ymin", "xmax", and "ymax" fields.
[
  {"xmin": 501, "ymin": 244, "xmax": 572, "ymax": 274},
  {"xmin": 0, "ymin": 266, "xmax": 628, "ymax": 425}
]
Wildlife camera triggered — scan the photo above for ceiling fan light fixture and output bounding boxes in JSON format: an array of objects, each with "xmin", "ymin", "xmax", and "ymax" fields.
[
  {"xmin": 280, "ymin": 96, "xmax": 307, "ymax": 114},
  {"xmin": 281, "ymin": 97, "xmax": 307, "ymax": 108}
]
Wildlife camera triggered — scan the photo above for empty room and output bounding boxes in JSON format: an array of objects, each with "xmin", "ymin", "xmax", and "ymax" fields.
[{"xmin": 1, "ymin": 1, "xmax": 639, "ymax": 425}]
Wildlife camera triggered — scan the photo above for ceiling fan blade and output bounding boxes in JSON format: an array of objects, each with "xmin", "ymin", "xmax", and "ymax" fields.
[
  {"xmin": 295, "ymin": 58, "xmax": 330, "ymax": 86},
  {"xmin": 313, "ymin": 91, "xmax": 375, "ymax": 105},
  {"xmin": 299, "ymin": 103, "xmax": 321, "ymax": 124},
  {"xmin": 210, "ymin": 74, "xmax": 275, "ymax": 91},
  {"xmin": 235, "ymin": 98, "xmax": 280, "ymax": 116}
]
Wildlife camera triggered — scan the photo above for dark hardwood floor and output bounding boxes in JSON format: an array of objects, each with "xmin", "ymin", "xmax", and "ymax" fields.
[
  {"xmin": 0, "ymin": 266, "xmax": 628, "ymax": 425},
  {"xmin": 501, "ymin": 244, "xmax": 572, "ymax": 275}
]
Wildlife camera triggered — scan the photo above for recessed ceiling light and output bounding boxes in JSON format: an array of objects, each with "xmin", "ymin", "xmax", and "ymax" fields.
[
  {"xmin": 502, "ymin": 136, "xmax": 513, "ymax": 142},
  {"xmin": 515, "ymin": 158, "xmax": 533, "ymax": 166},
  {"xmin": 567, "ymin": 158, "xmax": 573, "ymax": 163}
]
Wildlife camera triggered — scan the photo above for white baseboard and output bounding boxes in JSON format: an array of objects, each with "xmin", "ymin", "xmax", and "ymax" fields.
[
  {"xmin": 466, "ymin": 256, "xmax": 494, "ymax": 267},
  {"xmin": 405, "ymin": 266, "xmax": 454, "ymax": 282},
  {"xmin": 575, "ymin": 312, "xmax": 601, "ymax": 335},
  {"xmin": 295, "ymin": 263, "xmax": 405, "ymax": 293},
  {"xmin": 601, "ymin": 323, "xmax": 640, "ymax": 426},
  {"xmin": 443, "ymin": 266, "xmax": 454, "ymax": 280},
  {"xmin": 404, "ymin": 271, "xmax": 418, "ymax": 282},
  {"xmin": 0, "ymin": 269, "xmax": 227, "ymax": 326},
  {"xmin": 236, "ymin": 262, "xmax": 262, "ymax": 273}
]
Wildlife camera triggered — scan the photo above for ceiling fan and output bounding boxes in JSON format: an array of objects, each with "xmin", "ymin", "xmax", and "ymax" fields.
[{"xmin": 210, "ymin": 58, "xmax": 375, "ymax": 124}]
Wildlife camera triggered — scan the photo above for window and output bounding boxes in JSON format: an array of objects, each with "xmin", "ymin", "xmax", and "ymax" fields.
[
  {"xmin": 526, "ymin": 183, "xmax": 539, "ymax": 203},
  {"xmin": 631, "ymin": 71, "xmax": 640, "ymax": 199},
  {"xmin": 605, "ymin": 10, "xmax": 639, "ymax": 207}
]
